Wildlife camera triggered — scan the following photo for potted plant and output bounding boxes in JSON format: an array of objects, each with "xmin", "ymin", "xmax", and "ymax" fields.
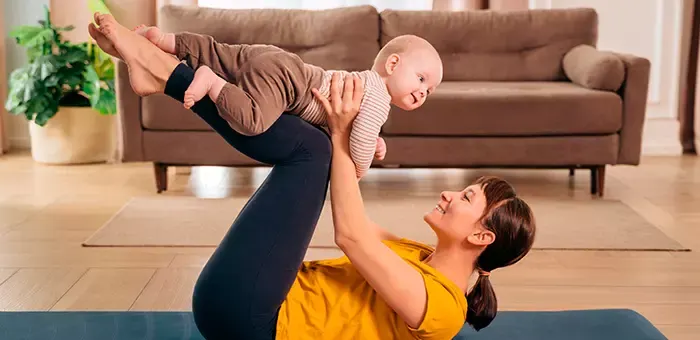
[{"xmin": 4, "ymin": 5, "xmax": 117, "ymax": 164}]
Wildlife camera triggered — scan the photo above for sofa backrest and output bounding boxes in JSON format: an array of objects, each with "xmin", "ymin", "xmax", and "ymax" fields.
[
  {"xmin": 379, "ymin": 8, "xmax": 598, "ymax": 81},
  {"xmin": 158, "ymin": 5, "xmax": 380, "ymax": 71}
]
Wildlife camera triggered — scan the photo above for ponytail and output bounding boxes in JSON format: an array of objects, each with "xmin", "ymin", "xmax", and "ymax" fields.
[
  {"xmin": 465, "ymin": 274, "xmax": 497, "ymax": 331},
  {"xmin": 463, "ymin": 176, "xmax": 536, "ymax": 331}
]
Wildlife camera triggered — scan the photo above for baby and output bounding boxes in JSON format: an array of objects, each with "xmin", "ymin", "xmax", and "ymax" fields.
[{"xmin": 134, "ymin": 26, "xmax": 442, "ymax": 178}]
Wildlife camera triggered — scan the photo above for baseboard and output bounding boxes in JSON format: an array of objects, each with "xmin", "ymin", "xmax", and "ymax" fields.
[{"xmin": 9, "ymin": 137, "xmax": 30, "ymax": 150}]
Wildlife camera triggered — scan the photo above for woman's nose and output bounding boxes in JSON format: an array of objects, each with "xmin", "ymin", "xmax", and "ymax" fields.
[{"xmin": 440, "ymin": 191, "xmax": 452, "ymax": 202}]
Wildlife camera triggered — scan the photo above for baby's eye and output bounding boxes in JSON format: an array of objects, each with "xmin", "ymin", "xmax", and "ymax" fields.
[{"xmin": 418, "ymin": 75, "xmax": 424, "ymax": 82}]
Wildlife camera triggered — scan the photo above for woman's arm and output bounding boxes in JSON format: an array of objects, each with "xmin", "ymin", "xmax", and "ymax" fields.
[
  {"xmin": 370, "ymin": 219, "xmax": 402, "ymax": 241},
  {"xmin": 312, "ymin": 73, "xmax": 428, "ymax": 328}
]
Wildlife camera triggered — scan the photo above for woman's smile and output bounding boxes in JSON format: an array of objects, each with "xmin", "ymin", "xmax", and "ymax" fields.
[{"xmin": 435, "ymin": 204, "xmax": 446, "ymax": 214}]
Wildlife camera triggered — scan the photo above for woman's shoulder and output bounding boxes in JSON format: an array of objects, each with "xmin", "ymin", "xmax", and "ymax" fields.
[
  {"xmin": 384, "ymin": 238, "xmax": 435, "ymax": 257},
  {"xmin": 388, "ymin": 239, "xmax": 468, "ymax": 338},
  {"xmin": 386, "ymin": 239, "xmax": 467, "ymax": 303}
]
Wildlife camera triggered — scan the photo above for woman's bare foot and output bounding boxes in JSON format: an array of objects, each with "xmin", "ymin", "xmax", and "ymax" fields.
[
  {"xmin": 88, "ymin": 22, "xmax": 121, "ymax": 60},
  {"xmin": 133, "ymin": 25, "xmax": 176, "ymax": 54},
  {"xmin": 93, "ymin": 12, "xmax": 179, "ymax": 96},
  {"xmin": 184, "ymin": 66, "xmax": 226, "ymax": 109}
]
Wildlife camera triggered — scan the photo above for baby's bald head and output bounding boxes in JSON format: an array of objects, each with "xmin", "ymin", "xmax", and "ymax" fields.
[
  {"xmin": 372, "ymin": 35, "xmax": 443, "ymax": 111},
  {"xmin": 373, "ymin": 35, "xmax": 441, "ymax": 75}
]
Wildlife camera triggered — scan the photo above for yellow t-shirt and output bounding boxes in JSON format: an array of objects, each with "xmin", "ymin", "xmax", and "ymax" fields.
[{"xmin": 276, "ymin": 238, "xmax": 467, "ymax": 339}]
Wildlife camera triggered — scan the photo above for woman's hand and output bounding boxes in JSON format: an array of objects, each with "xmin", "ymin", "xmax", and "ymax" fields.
[{"xmin": 312, "ymin": 72, "xmax": 364, "ymax": 138}]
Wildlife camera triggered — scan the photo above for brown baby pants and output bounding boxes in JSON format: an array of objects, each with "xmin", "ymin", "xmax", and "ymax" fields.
[{"xmin": 174, "ymin": 32, "xmax": 323, "ymax": 136}]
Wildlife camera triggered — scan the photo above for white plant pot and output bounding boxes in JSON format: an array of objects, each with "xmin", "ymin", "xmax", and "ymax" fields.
[{"xmin": 29, "ymin": 106, "xmax": 116, "ymax": 164}]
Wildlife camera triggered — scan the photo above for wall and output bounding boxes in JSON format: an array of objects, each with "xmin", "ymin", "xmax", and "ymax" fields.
[
  {"xmin": 0, "ymin": 1, "xmax": 7, "ymax": 153},
  {"xmin": 3, "ymin": 0, "xmax": 50, "ymax": 149},
  {"xmin": 49, "ymin": 0, "xmax": 93, "ymax": 42}
]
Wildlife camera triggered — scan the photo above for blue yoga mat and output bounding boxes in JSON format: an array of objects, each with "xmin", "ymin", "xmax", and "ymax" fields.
[{"xmin": 0, "ymin": 309, "xmax": 667, "ymax": 339}]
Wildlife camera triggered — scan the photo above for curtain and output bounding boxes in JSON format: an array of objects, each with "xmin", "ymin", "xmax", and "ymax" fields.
[
  {"xmin": 432, "ymin": 0, "xmax": 528, "ymax": 11},
  {"xmin": 0, "ymin": 2, "xmax": 7, "ymax": 154},
  {"xmin": 680, "ymin": 0, "xmax": 698, "ymax": 155}
]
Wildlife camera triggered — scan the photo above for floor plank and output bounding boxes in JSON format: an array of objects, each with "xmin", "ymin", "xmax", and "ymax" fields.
[
  {"xmin": 51, "ymin": 268, "xmax": 155, "ymax": 311},
  {"xmin": 0, "ymin": 268, "xmax": 86, "ymax": 311},
  {"xmin": 130, "ymin": 268, "xmax": 201, "ymax": 311}
]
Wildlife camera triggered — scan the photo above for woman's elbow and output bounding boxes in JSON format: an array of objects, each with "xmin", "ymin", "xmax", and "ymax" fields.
[{"xmin": 334, "ymin": 234, "xmax": 356, "ymax": 250}]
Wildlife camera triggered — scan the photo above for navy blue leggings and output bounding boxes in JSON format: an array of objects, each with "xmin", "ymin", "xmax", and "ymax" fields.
[{"xmin": 164, "ymin": 63, "xmax": 332, "ymax": 339}]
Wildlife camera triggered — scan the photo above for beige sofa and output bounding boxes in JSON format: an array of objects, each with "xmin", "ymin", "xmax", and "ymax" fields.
[{"xmin": 117, "ymin": 5, "xmax": 650, "ymax": 196}]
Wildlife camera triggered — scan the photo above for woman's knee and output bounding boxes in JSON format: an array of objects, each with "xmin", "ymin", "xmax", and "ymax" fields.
[{"xmin": 300, "ymin": 125, "xmax": 332, "ymax": 165}]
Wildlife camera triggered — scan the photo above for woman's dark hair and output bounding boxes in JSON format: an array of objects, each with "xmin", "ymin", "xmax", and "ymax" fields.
[{"xmin": 465, "ymin": 176, "xmax": 536, "ymax": 331}]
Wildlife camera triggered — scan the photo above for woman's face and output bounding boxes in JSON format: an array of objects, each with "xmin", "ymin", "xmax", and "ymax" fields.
[{"xmin": 424, "ymin": 184, "xmax": 491, "ymax": 243}]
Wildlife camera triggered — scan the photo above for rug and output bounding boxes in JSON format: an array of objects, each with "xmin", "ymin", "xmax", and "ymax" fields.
[
  {"xmin": 0, "ymin": 309, "xmax": 668, "ymax": 339},
  {"xmin": 82, "ymin": 196, "xmax": 688, "ymax": 251}
]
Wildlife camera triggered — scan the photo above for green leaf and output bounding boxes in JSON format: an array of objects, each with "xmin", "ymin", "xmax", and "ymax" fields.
[
  {"xmin": 10, "ymin": 26, "xmax": 53, "ymax": 60},
  {"xmin": 94, "ymin": 89, "xmax": 116, "ymax": 115},
  {"xmin": 44, "ymin": 75, "xmax": 59, "ymax": 87},
  {"xmin": 82, "ymin": 66, "xmax": 100, "ymax": 99},
  {"xmin": 59, "ymin": 46, "xmax": 88, "ymax": 64},
  {"xmin": 40, "ymin": 59, "xmax": 54, "ymax": 80},
  {"xmin": 34, "ymin": 109, "xmax": 55, "ymax": 126},
  {"xmin": 22, "ymin": 80, "xmax": 35, "ymax": 103},
  {"xmin": 88, "ymin": 0, "xmax": 112, "ymax": 15},
  {"xmin": 63, "ymin": 74, "xmax": 83, "ymax": 89},
  {"xmin": 5, "ymin": 88, "xmax": 24, "ymax": 114},
  {"xmin": 14, "ymin": 104, "xmax": 28, "ymax": 115},
  {"xmin": 9, "ymin": 26, "xmax": 52, "ymax": 46}
]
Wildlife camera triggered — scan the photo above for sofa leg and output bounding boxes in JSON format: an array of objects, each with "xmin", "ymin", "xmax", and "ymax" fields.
[
  {"xmin": 569, "ymin": 168, "xmax": 575, "ymax": 177},
  {"xmin": 590, "ymin": 166, "xmax": 606, "ymax": 197},
  {"xmin": 154, "ymin": 163, "xmax": 168, "ymax": 193}
]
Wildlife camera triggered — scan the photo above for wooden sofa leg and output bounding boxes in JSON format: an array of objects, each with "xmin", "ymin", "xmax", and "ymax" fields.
[
  {"xmin": 590, "ymin": 165, "xmax": 606, "ymax": 197},
  {"xmin": 569, "ymin": 168, "xmax": 575, "ymax": 177},
  {"xmin": 154, "ymin": 163, "xmax": 168, "ymax": 193}
]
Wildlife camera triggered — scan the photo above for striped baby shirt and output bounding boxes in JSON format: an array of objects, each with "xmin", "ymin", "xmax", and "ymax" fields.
[{"xmin": 300, "ymin": 70, "xmax": 392, "ymax": 178}]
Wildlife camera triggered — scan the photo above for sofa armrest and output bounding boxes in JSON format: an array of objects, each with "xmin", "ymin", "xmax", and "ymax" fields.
[
  {"xmin": 563, "ymin": 45, "xmax": 626, "ymax": 91},
  {"xmin": 613, "ymin": 53, "xmax": 651, "ymax": 165},
  {"xmin": 116, "ymin": 59, "xmax": 145, "ymax": 162}
]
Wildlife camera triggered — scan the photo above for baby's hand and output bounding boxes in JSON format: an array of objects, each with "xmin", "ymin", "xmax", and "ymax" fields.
[{"xmin": 374, "ymin": 137, "xmax": 386, "ymax": 160}]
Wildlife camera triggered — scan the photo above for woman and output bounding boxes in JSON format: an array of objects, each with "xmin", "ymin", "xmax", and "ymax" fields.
[{"xmin": 88, "ymin": 13, "xmax": 536, "ymax": 340}]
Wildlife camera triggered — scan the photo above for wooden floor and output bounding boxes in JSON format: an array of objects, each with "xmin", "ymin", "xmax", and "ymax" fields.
[{"xmin": 0, "ymin": 151, "xmax": 698, "ymax": 338}]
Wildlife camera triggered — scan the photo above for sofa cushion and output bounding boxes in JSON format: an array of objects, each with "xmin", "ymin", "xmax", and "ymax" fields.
[
  {"xmin": 379, "ymin": 8, "xmax": 597, "ymax": 81},
  {"xmin": 381, "ymin": 81, "xmax": 622, "ymax": 136},
  {"xmin": 563, "ymin": 44, "xmax": 625, "ymax": 91},
  {"xmin": 158, "ymin": 5, "xmax": 379, "ymax": 71}
]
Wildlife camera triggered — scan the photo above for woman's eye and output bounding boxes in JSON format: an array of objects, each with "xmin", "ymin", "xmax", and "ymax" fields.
[{"xmin": 463, "ymin": 192, "xmax": 471, "ymax": 202}]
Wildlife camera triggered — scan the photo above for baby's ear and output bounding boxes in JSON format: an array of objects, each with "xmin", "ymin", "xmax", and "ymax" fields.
[{"xmin": 385, "ymin": 54, "xmax": 400, "ymax": 75}]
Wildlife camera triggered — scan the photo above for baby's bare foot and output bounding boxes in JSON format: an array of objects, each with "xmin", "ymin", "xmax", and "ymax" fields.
[
  {"xmin": 375, "ymin": 137, "xmax": 387, "ymax": 160},
  {"xmin": 93, "ymin": 12, "xmax": 179, "ymax": 96},
  {"xmin": 184, "ymin": 66, "xmax": 226, "ymax": 109},
  {"xmin": 134, "ymin": 25, "xmax": 176, "ymax": 54}
]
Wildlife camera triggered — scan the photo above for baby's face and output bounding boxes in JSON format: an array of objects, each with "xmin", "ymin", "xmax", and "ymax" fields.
[{"xmin": 385, "ymin": 50, "xmax": 442, "ymax": 111}]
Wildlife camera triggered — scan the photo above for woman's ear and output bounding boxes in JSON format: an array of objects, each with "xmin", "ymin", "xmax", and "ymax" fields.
[
  {"xmin": 384, "ymin": 53, "xmax": 400, "ymax": 75},
  {"xmin": 468, "ymin": 229, "xmax": 495, "ymax": 247}
]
